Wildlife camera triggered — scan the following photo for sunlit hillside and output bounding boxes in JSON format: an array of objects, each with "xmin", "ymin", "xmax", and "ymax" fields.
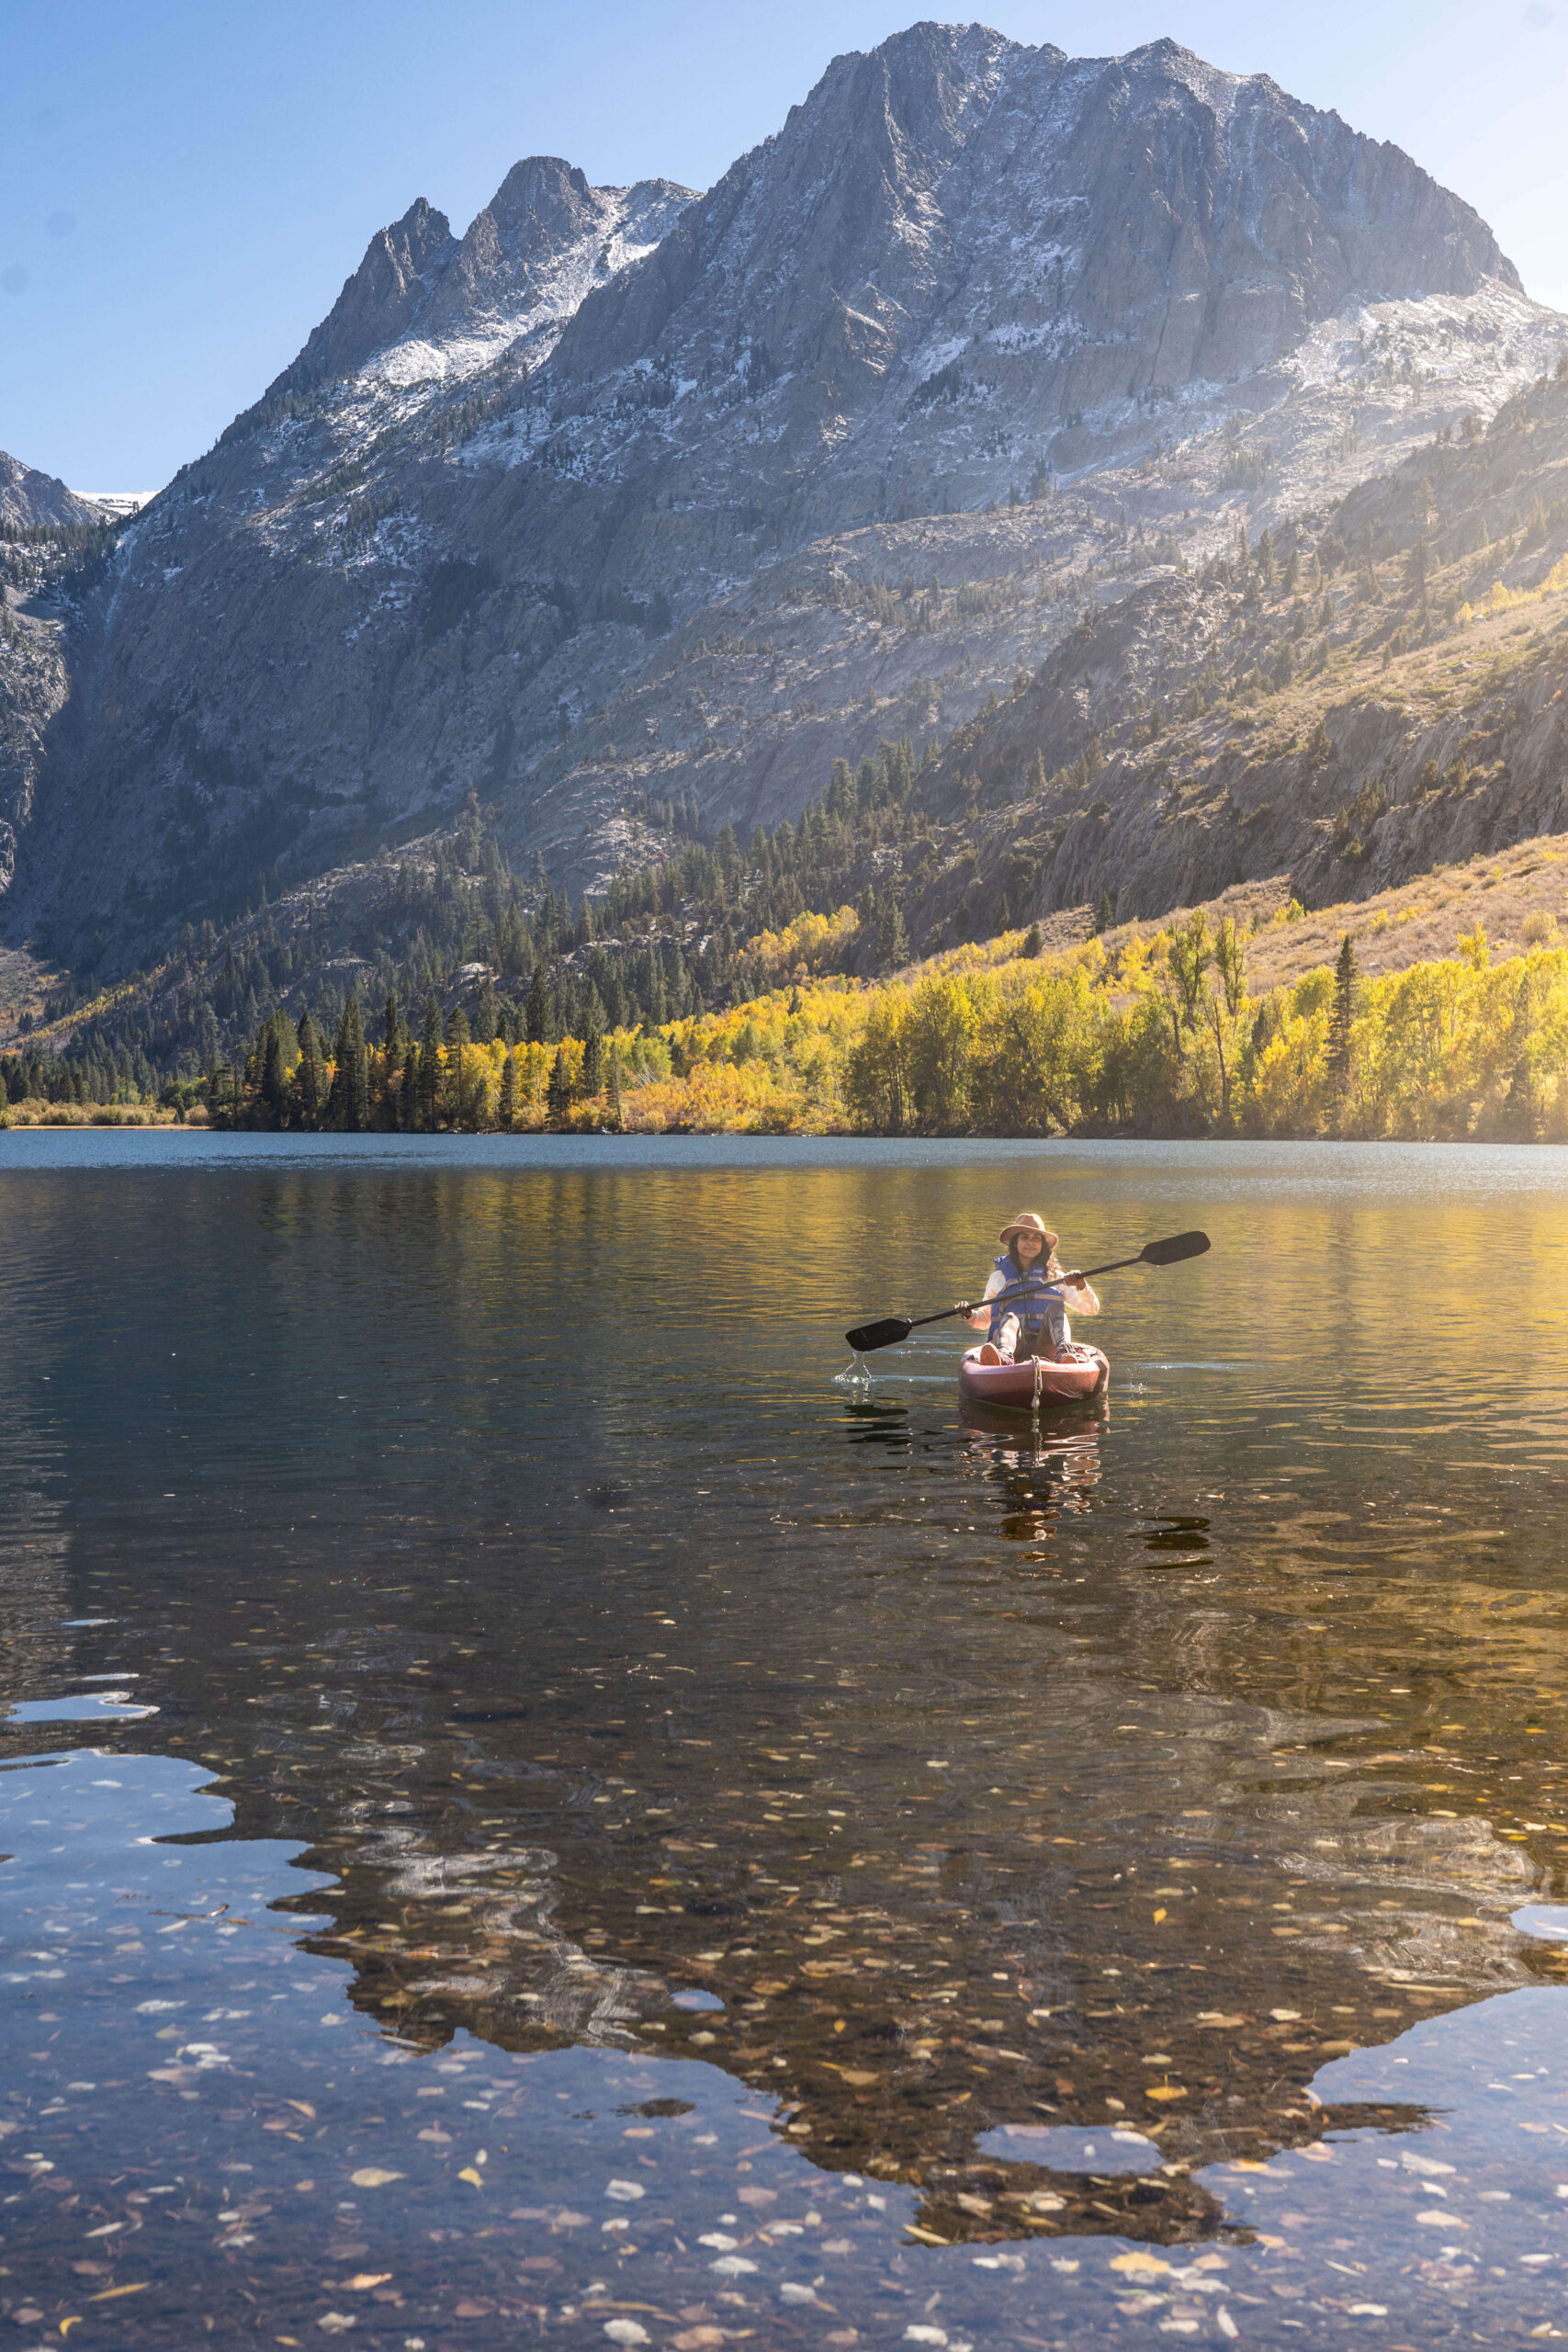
[{"xmin": 14, "ymin": 839, "xmax": 1563, "ymax": 1140}]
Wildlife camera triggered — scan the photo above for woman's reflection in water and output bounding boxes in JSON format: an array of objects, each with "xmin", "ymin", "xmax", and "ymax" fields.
[{"xmin": 960, "ymin": 1397, "xmax": 1105, "ymax": 1536}]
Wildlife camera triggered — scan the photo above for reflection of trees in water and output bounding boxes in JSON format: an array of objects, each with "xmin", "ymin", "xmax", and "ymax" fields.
[
  {"xmin": 0, "ymin": 1268, "xmax": 77, "ymax": 1712},
  {"xmin": 123, "ymin": 1452, "xmax": 1561, "ymax": 2254},
  {"xmin": 0, "ymin": 1523, "xmax": 74, "ymax": 1713}
]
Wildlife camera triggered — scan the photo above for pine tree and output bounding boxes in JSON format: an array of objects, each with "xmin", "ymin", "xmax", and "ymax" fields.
[
  {"xmin": 391, "ymin": 1041, "xmax": 413, "ymax": 1129},
  {"xmin": 446, "ymin": 1008, "xmax": 471, "ymax": 1128},
  {"xmin": 1328, "ymin": 933, "xmax": 1357, "ymax": 1097},
  {"xmin": 419, "ymin": 994, "xmax": 444, "ymax": 1128},
  {"xmin": 295, "ymin": 1012, "xmax": 325, "ymax": 1129},
  {"xmin": 261, "ymin": 1024, "xmax": 288, "ymax": 1125},
  {"xmin": 525, "ymin": 965, "xmax": 552, "ymax": 1045},
  {"xmin": 877, "ymin": 896, "xmax": 908, "ymax": 969},
  {"xmin": 546, "ymin": 1046, "xmax": 573, "ymax": 1125},
  {"xmin": 608, "ymin": 1038, "xmax": 624, "ymax": 1129},
  {"xmin": 499, "ymin": 1048, "xmax": 519, "ymax": 1132},
  {"xmin": 329, "ymin": 995, "xmax": 369, "ymax": 1131},
  {"xmin": 374, "ymin": 993, "xmax": 397, "ymax": 1113},
  {"xmin": 347, "ymin": 996, "xmax": 370, "ymax": 1130},
  {"xmin": 473, "ymin": 972, "xmax": 498, "ymax": 1046},
  {"xmin": 581, "ymin": 1026, "xmax": 604, "ymax": 1096}
]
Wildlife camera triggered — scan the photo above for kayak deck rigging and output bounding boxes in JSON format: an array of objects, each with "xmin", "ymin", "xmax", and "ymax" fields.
[{"xmin": 957, "ymin": 1342, "xmax": 1109, "ymax": 1410}]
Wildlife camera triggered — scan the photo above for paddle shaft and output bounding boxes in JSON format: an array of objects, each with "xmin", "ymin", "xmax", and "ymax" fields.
[
  {"xmin": 902, "ymin": 1249, "xmax": 1155, "ymax": 1336},
  {"xmin": 844, "ymin": 1230, "xmax": 1209, "ymax": 1352}
]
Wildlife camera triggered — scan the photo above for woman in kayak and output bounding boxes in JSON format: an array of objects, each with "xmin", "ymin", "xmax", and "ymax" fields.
[{"xmin": 968, "ymin": 1211, "xmax": 1100, "ymax": 1365}]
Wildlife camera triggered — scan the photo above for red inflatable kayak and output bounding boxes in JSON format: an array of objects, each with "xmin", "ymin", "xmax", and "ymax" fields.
[{"xmin": 958, "ymin": 1343, "xmax": 1109, "ymax": 1410}]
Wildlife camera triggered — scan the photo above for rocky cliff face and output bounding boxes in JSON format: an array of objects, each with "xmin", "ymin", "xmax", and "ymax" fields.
[
  {"xmin": 3, "ymin": 21, "xmax": 1557, "ymax": 981},
  {"xmin": 890, "ymin": 362, "xmax": 1568, "ymax": 944},
  {"xmin": 0, "ymin": 451, "xmax": 100, "ymax": 534},
  {"xmin": 0, "ymin": 616, "xmax": 68, "ymax": 907},
  {"xmin": 27, "ymin": 359, "xmax": 1568, "ymax": 1076},
  {"xmin": 0, "ymin": 453, "xmax": 103, "ymax": 924},
  {"xmin": 262, "ymin": 198, "xmax": 461, "ymax": 399},
  {"xmin": 549, "ymin": 26, "xmax": 1518, "ymax": 533}
]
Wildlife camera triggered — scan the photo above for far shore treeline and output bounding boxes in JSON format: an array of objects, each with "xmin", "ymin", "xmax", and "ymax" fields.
[
  {"xmin": 6, "ymin": 910, "xmax": 1567, "ymax": 1141},
  {"xmin": 7, "ymin": 730, "xmax": 1568, "ymax": 1140}
]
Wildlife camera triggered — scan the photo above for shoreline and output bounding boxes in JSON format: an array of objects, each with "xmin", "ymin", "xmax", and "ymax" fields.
[{"xmin": 6, "ymin": 1116, "xmax": 1568, "ymax": 1148}]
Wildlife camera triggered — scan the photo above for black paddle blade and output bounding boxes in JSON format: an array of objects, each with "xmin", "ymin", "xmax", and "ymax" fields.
[
  {"xmin": 1140, "ymin": 1229, "xmax": 1210, "ymax": 1266},
  {"xmin": 845, "ymin": 1315, "xmax": 914, "ymax": 1353}
]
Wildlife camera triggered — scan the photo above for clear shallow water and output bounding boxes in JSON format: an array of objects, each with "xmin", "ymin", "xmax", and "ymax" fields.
[{"xmin": 3, "ymin": 1135, "xmax": 1568, "ymax": 2347}]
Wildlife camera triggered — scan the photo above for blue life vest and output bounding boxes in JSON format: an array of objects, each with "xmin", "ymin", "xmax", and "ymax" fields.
[{"xmin": 986, "ymin": 1252, "xmax": 1066, "ymax": 1351}]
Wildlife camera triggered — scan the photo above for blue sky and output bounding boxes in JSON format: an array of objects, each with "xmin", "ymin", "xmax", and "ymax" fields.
[{"xmin": 5, "ymin": 1, "xmax": 1566, "ymax": 491}]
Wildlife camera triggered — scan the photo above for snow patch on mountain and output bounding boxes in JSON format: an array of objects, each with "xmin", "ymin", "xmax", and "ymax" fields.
[{"xmin": 1283, "ymin": 284, "xmax": 1557, "ymax": 399}]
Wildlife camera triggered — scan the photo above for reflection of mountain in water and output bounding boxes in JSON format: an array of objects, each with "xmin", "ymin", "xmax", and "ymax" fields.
[
  {"xmin": 3, "ymin": 1742, "xmax": 1564, "ymax": 2345},
  {"xmin": 337, "ymin": 1820, "xmax": 667, "ymax": 2045},
  {"xmin": 6, "ymin": 1149, "xmax": 1568, "ymax": 2254},
  {"xmin": 243, "ymin": 1634, "xmax": 1550, "ymax": 2246}
]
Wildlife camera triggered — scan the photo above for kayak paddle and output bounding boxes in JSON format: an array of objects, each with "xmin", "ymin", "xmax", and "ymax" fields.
[{"xmin": 844, "ymin": 1230, "xmax": 1211, "ymax": 1354}]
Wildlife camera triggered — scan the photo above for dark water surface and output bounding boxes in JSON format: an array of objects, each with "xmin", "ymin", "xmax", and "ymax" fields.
[{"xmin": 3, "ymin": 1134, "xmax": 1568, "ymax": 2350}]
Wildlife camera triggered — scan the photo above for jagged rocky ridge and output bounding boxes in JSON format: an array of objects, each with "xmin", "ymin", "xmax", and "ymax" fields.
[
  {"xmin": 0, "ymin": 19, "xmax": 1562, "ymax": 997},
  {"xmin": 255, "ymin": 164, "xmax": 695, "ymax": 410}
]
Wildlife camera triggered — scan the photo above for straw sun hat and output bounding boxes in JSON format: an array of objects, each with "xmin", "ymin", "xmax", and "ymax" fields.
[{"xmin": 998, "ymin": 1210, "xmax": 1058, "ymax": 1250}]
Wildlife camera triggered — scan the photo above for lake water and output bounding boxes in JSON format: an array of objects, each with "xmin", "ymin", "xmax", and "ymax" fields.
[{"xmin": 3, "ymin": 1132, "xmax": 1568, "ymax": 2350}]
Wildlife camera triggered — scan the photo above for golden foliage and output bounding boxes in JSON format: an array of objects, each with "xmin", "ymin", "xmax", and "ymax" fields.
[
  {"xmin": 334, "ymin": 929, "xmax": 1568, "ymax": 1142},
  {"xmin": 744, "ymin": 903, "xmax": 860, "ymax": 978},
  {"xmin": 1458, "ymin": 553, "xmax": 1568, "ymax": 627},
  {"xmin": 543, "ymin": 933, "xmax": 1568, "ymax": 1140}
]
